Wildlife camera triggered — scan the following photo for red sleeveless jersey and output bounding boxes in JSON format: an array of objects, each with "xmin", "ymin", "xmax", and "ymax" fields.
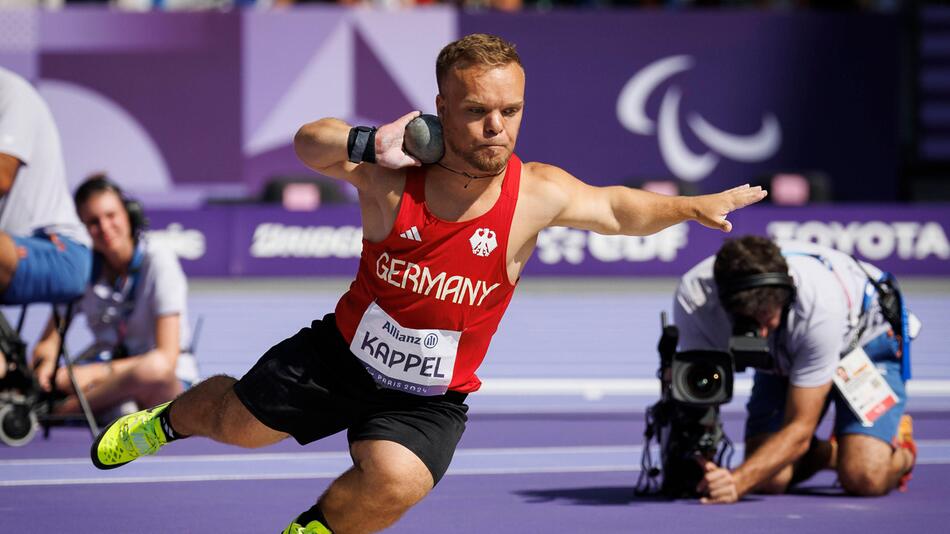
[{"xmin": 335, "ymin": 155, "xmax": 521, "ymax": 394}]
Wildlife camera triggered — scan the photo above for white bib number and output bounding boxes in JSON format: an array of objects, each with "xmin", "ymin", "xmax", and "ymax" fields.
[
  {"xmin": 833, "ymin": 347, "xmax": 899, "ymax": 427},
  {"xmin": 350, "ymin": 302, "xmax": 460, "ymax": 396}
]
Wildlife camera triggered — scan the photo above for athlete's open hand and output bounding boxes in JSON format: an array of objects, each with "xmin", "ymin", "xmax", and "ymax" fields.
[
  {"xmin": 375, "ymin": 111, "xmax": 423, "ymax": 169},
  {"xmin": 696, "ymin": 459, "xmax": 741, "ymax": 504},
  {"xmin": 692, "ymin": 184, "xmax": 767, "ymax": 233}
]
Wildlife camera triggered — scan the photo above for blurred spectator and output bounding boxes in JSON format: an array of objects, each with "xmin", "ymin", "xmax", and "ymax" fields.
[
  {"xmin": 1, "ymin": 66, "xmax": 91, "ymax": 380},
  {"xmin": 261, "ymin": 175, "xmax": 358, "ymax": 209},
  {"xmin": 111, "ymin": 0, "xmax": 238, "ymax": 10},
  {"xmin": 26, "ymin": 0, "xmax": 904, "ymax": 10},
  {"xmin": 0, "ymin": 0, "xmax": 64, "ymax": 7},
  {"xmin": 31, "ymin": 175, "xmax": 198, "ymax": 420}
]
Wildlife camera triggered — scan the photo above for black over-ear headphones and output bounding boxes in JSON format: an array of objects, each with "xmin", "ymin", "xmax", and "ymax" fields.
[
  {"xmin": 74, "ymin": 174, "xmax": 148, "ymax": 238},
  {"xmin": 716, "ymin": 272, "xmax": 796, "ymax": 302},
  {"xmin": 718, "ymin": 272, "xmax": 796, "ymax": 336}
]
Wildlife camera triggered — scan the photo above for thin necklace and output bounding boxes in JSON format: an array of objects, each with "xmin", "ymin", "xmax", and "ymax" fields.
[{"xmin": 436, "ymin": 162, "xmax": 502, "ymax": 188}]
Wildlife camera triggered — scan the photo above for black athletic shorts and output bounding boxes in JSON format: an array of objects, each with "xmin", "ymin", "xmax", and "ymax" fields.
[{"xmin": 232, "ymin": 313, "xmax": 468, "ymax": 484}]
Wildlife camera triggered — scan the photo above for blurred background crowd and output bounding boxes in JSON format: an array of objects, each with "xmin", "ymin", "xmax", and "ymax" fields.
[{"xmin": 0, "ymin": 0, "xmax": 910, "ymax": 13}]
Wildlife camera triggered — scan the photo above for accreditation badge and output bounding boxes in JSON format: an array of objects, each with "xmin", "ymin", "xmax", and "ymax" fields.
[
  {"xmin": 350, "ymin": 302, "xmax": 460, "ymax": 396},
  {"xmin": 833, "ymin": 347, "xmax": 899, "ymax": 427}
]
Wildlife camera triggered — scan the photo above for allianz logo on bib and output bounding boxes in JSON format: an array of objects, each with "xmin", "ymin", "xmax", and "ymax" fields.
[
  {"xmin": 351, "ymin": 303, "xmax": 460, "ymax": 396},
  {"xmin": 358, "ymin": 323, "xmax": 447, "ymax": 379}
]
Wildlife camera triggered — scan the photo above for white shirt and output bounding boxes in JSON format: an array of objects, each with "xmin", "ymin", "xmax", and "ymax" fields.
[
  {"xmin": 80, "ymin": 238, "xmax": 192, "ymax": 367},
  {"xmin": 0, "ymin": 66, "xmax": 89, "ymax": 245},
  {"xmin": 674, "ymin": 240, "xmax": 891, "ymax": 387}
]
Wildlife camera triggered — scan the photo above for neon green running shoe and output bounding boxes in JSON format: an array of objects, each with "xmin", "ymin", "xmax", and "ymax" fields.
[
  {"xmin": 90, "ymin": 401, "xmax": 171, "ymax": 470},
  {"xmin": 282, "ymin": 519, "xmax": 332, "ymax": 534}
]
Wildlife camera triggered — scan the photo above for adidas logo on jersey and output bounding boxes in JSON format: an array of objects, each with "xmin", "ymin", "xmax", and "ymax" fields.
[{"xmin": 399, "ymin": 226, "xmax": 422, "ymax": 242}]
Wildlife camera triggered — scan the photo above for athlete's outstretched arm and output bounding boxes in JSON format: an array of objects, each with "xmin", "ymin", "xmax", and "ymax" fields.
[
  {"xmin": 293, "ymin": 112, "xmax": 421, "ymax": 188},
  {"xmin": 535, "ymin": 164, "xmax": 766, "ymax": 236}
]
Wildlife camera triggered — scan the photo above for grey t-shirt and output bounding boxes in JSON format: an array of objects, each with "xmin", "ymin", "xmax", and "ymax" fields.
[
  {"xmin": 0, "ymin": 67, "xmax": 89, "ymax": 245},
  {"xmin": 673, "ymin": 240, "xmax": 891, "ymax": 388},
  {"xmin": 80, "ymin": 238, "xmax": 191, "ymax": 360}
]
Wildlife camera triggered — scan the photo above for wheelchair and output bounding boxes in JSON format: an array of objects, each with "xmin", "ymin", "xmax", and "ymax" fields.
[{"xmin": 0, "ymin": 303, "xmax": 99, "ymax": 447}]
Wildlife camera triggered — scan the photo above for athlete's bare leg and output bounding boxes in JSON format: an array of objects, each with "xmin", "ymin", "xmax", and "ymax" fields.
[
  {"xmin": 167, "ymin": 375, "xmax": 287, "ymax": 448},
  {"xmin": 169, "ymin": 377, "xmax": 433, "ymax": 532},
  {"xmin": 317, "ymin": 440, "xmax": 434, "ymax": 533}
]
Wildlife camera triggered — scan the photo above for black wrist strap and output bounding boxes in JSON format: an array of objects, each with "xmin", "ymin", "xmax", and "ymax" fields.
[{"xmin": 347, "ymin": 126, "xmax": 377, "ymax": 164}]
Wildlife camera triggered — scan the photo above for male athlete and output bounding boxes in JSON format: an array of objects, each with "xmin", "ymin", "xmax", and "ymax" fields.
[{"xmin": 92, "ymin": 34, "xmax": 766, "ymax": 533}]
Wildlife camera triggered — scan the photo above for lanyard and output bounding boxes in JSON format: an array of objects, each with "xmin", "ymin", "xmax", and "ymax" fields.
[{"xmin": 93, "ymin": 242, "xmax": 145, "ymax": 353}]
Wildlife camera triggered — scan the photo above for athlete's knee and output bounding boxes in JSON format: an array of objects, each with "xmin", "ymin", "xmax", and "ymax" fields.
[
  {"xmin": 355, "ymin": 457, "xmax": 432, "ymax": 513},
  {"xmin": 194, "ymin": 374, "xmax": 238, "ymax": 407},
  {"xmin": 376, "ymin": 472, "xmax": 429, "ymax": 512},
  {"xmin": 838, "ymin": 464, "xmax": 890, "ymax": 496}
]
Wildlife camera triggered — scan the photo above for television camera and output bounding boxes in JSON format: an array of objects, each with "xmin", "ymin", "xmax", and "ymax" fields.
[{"xmin": 636, "ymin": 312, "xmax": 774, "ymax": 498}]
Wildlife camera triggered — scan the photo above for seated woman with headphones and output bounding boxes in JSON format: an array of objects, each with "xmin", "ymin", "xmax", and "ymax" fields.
[{"xmin": 31, "ymin": 175, "xmax": 198, "ymax": 419}]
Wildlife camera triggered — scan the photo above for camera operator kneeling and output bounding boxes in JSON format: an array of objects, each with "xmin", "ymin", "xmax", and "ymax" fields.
[{"xmin": 673, "ymin": 236, "xmax": 917, "ymax": 503}]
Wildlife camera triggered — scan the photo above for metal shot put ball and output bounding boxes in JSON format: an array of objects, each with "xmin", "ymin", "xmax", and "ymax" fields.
[{"xmin": 403, "ymin": 114, "xmax": 445, "ymax": 164}]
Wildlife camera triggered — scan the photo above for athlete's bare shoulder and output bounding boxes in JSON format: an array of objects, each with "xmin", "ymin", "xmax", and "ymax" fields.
[
  {"xmin": 518, "ymin": 161, "xmax": 578, "ymax": 223},
  {"xmin": 521, "ymin": 160, "xmax": 575, "ymax": 193}
]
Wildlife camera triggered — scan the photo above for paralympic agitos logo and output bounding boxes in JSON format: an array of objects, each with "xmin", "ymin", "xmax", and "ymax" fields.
[{"xmin": 616, "ymin": 55, "xmax": 782, "ymax": 182}]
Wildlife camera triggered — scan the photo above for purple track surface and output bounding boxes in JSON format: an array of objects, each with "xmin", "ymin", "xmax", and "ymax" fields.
[
  {"xmin": 3, "ymin": 412, "xmax": 950, "ymax": 533},
  {"xmin": 3, "ymin": 279, "xmax": 950, "ymax": 532}
]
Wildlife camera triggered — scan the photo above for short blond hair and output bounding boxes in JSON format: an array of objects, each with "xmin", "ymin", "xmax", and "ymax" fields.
[{"xmin": 436, "ymin": 33, "xmax": 522, "ymax": 93}]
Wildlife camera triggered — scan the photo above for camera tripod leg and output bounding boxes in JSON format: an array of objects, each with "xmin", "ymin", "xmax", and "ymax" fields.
[{"xmin": 46, "ymin": 303, "xmax": 99, "ymax": 439}]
